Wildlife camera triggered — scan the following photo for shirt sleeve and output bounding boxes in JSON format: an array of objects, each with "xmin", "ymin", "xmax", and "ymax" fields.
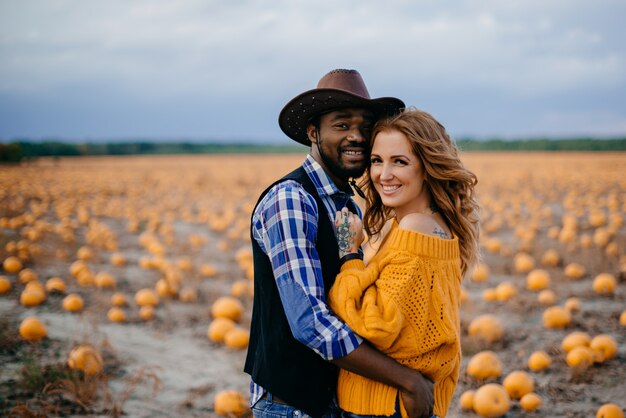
[
  {"xmin": 253, "ymin": 181, "xmax": 362, "ymax": 360},
  {"xmin": 327, "ymin": 255, "xmax": 405, "ymax": 352}
]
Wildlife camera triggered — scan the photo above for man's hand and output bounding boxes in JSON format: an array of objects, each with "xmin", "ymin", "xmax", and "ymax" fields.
[{"xmin": 399, "ymin": 373, "xmax": 434, "ymax": 418}]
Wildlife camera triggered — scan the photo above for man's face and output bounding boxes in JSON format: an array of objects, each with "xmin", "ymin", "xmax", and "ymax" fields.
[{"xmin": 307, "ymin": 108, "xmax": 374, "ymax": 186}]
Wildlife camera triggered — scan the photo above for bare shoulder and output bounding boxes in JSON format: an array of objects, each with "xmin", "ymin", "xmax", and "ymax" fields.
[{"xmin": 399, "ymin": 213, "xmax": 452, "ymax": 239}]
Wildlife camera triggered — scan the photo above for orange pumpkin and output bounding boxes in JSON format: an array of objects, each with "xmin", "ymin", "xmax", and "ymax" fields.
[
  {"xmin": 561, "ymin": 331, "xmax": 591, "ymax": 353},
  {"xmin": 502, "ymin": 370, "xmax": 534, "ymax": 399},
  {"xmin": 19, "ymin": 316, "xmax": 47, "ymax": 341},
  {"xmin": 526, "ymin": 269, "xmax": 550, "ymax": 291},
  {"xmin": 211, "ymin": 296, "xmax": 244, "ymax": 322},
  {"xmin": 467, "ymin": 351, "xmax": 502, "ymax": 380},
  {"xmin": 590, "ymin": 334, "xmax": 618, "ymax": 362},
  {"xmin": 2, "ymin": 256, "xmax": 23, "ymax": 273},
  {"xmin": 468, "ymin": 314, "xmax": 504, "ymax": 343},
  {"xmin": 460, "ymin": 390, "xmax": 475, "ymax": 410},
  {"xmin": 519, "ymin": 392, "xmax": 542, "ymax": 412},
  {"xmin": 224, "ymin": 327, "xmax": 250, "ymax": 350},
  {"xmin": 566, "ymin": 346, "xmax": 594, "ymax": 369},
  {"xmin": 62, "ymin": 294, "xmax": 85, "ymax": 313},
  {"xmin": 0, "ymin": 276, "xmax": 12, "ymax": 294},
  {"xmin": 593, "ymin": 273, "xmax": 617, "ymax": 295},
  {"xmin": 596, "ymin": 403, "xmax": 624, "ymax": 418},
  {"xmin": 472, "ymin": 383, "xmax": 510, "ymax": 418},
  {"xmin": 214, "ymin": 390, "xmax": 249, "ymax": 417},
  {"xmin": 208, "ymin": 318, "xmax": 237, "ymax": 343},
  {"xmin": 543, "ymin": 306, "xmax": 571, "ymax": 329},
  {"xmin": 67, "ymin": 345, "xmax": 103, "ymax": 376},
  {"xmin": 527, "ymin": 350, "xmax": 551, "ymax": 372}
]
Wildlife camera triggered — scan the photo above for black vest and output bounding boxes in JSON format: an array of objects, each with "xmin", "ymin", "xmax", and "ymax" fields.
[{"xmin": 244, "ymin": 166, "xmax": 342, "ymax": 417}]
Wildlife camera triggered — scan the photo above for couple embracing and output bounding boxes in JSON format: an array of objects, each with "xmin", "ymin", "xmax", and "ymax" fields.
[{"xmin": 244, "ymin": 69, "xmax": 480, "ymax": 418}]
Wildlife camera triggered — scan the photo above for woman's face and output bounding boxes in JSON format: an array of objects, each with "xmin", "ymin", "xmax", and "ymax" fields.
[{"xmin": 370, "ymin": 129, "xmax": 428, "ymax": 220}]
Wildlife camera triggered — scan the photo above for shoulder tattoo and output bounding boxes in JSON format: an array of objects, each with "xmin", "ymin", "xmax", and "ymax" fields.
[{"xmin": 432, "ymin": 226, "xmax": 451, "ymax": 239}]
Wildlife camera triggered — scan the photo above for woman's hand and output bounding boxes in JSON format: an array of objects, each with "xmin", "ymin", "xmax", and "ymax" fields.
[{"xmin": 334, "ymin": 207, "xmax": 364, "ymax": 258}]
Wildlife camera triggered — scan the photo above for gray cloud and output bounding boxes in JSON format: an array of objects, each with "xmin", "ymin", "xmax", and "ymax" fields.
[{"xmin": 0, "ymin": 0, "xmax": 624, "ymax": 141}]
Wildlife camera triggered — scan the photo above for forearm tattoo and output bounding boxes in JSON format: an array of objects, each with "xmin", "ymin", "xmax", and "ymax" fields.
[
  {"xmin": 433, "ymin": 226, "xmax": 451, "ymax": 239},
  {"xmin": 337, "ymin": 216, "xmax": 355, "ymax": 255}
]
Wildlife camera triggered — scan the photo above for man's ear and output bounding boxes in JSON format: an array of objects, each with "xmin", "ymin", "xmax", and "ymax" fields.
[{"xmin": 307, "ymin": 124, "xmax": 318, "ymax": 144}]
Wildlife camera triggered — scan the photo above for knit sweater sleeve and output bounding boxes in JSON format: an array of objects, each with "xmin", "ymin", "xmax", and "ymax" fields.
[
  {"xmin": 433, "ymin": 351, "xmax": 461, "ymax": 417},
  {"xmin": 328, "ymin": 256, "xmax": 404, "ymax": 351}
]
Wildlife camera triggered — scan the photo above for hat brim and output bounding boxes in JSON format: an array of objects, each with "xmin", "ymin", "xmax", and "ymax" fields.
[{"xmin": 279, "ymin": 88, "xmax": 405, "ymax": 146}]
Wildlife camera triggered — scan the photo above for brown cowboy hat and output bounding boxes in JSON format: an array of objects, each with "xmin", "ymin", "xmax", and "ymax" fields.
[{"xmin": 278, "ymin": 69, "xmax": 405, "ymax": 145}]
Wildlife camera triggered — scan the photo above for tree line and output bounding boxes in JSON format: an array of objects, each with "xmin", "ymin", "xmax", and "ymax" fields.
[{"xmin": 1, "ymin": 138, "xmax": 625, "ymax": 162}]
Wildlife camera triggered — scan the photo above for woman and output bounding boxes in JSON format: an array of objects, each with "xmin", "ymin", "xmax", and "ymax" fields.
[{"xmin": 329, "ymin": 108, "xmax": 480, "ymax": 418}]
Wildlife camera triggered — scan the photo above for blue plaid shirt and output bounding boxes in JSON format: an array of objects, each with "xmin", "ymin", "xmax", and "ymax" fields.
[{"xmin": 249, "ymin": 154, "xmax": 363, "ymax": 406}]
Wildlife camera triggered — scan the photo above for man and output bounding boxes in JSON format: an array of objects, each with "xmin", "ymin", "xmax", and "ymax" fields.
[{"xmin": 244, "ymin": 69, "xmax": 434, "ymax": 418}]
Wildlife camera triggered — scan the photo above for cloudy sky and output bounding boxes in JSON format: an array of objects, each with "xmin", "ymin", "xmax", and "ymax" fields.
[{"xmin": 1, "ymin": 0, "xmax": 625, "ymax": 143}]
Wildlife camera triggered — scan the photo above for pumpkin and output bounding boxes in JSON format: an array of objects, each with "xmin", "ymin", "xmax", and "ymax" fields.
[
  {"xmin": 45, "ymin": 277, "xmax": 66, "ymax": 293},
  {"xmin": 519, "ymin": 392, "xmax": 542, "ymax": 412},
  {"xmin": 620, "ymin": 310, "xmax": 626, "ymax": 326},
  {"xmin": 526, "ymin": 269, "xmax": 550, "ymax": 291},
  {"xmin": 2, "ymin": 256, "xmax": 23, "ymax": 273},
  {"xmin": 590, "ymin": 334, "xmax": 618, "ymax": 362},
  {"xmin": 540, "ymin": 249, "xmax": 560, "ymax": 267},
  {"xmin": 76, "ymin": 246, "xmax": 95, "ymax": 261},
  {"xmin": 566, "ymin": 346, "xmax": 594, "ymax": 369},
  {"xmin": 110, "ymin": 252, "xmax": 127, "ymax": 266},
  {"xmin": 224, "ymin": 327, "xmax": 250, "ymax": 349},
  {"xmin": 67, "ymin": 345, "xmax": 103, "ymax": 376},
  {"xmin": 468, "ymin": 315, "xmax": 504, "ymax": 343},
  {"xmin": 111, "ymin": 292, "xmax": 128, "ymax": 306},
  {"xmin": 561, "ymin": 331, "xmax": 591, "ymax": 353},
  {"xmin": 211, "ymin": 296, "xmax": 244, "ymax": 322},
  {"xmin": 19, "ymin": 316, "xmax": 47, "ymax": 341},
  {"xmin": 94, "ymin": 271, "xmax": 116, "ymax": 289},
  {"xmin": 178, "ymin": 286, "xmax": 198, "ymax": 303},
  {"xmin": 543, "ymin": 306, "xmax": 571, "ymax": 329},
  {"xmin": 596, "ymin": 403, "xmax": 624, "ymax": 418},
  {"xmin": 139, "ymin": 305, "xmax": 155, "ymax": 321},
  {"xmin": 230, "ymin": 280, "xmax": 250, "ymax": 298},
  {"xmin": 537, "ymin": 289, "xmax": 556, "ymax": 305},
  {"xmin": 527, "ymin": 350, "xmax": 551, "ymax": 372},
  {"xmin": 472, "ymin": 383, "xmax": 510, "ymax": 418},
  {"xmin": 155, "ymin": 278, "xmax": 177, "ymax": 298},
  {"xmin": 564, "ymin": 263, "xmax": 586, "ymax": 280},
  {"xmin": 18, "ymin": 268, "xmax": 38, "ymax": 284},
  {"xmin": 482, "ymin": 288, "xmax": 498, "ymax": 302},
  {"xmin": 69, "ymin": 260, "xmax": 89, "ymax": 277},
  {"xmin": 502, "ymin": 370, "xmax": 534, "ymax": 399},
  {"xmin": 564, "ymin": 297, "xmax": 581, "ymax": 313},
  {"xmin": 135, "ymin": 288, "xmax": 160, "ymax": 307},
  {"xmin": 20, "ymin": 287, "xmax": 46, "ymax": 307},
  {"xmin": 513, "ymin": 253, "xmax": 535, "ymax": 273},
  {"xmin": 214, "ymin": 390, "xmax": 249, "ymax": 417},
  {"xmin": 107, "ymin": 307, "xmax": 126, "ymax": 322},
  {"xmin": 495, "ymin": 281, "xmax": 517, "ymax": 301},
  {"xmin": 459, "ymin": 390, "xmax": 475, "ymax": 410},
  {"xmin": 77, "ymin": 270, "xmax": 95, "ymax": 287},
  {"xmin": 0, "ymin": 276, "xmax": 12, "ymax": 294},
  {"xmin": 208, "ymin": 318, "xmax": 237, "ymax": 343},
  {"xmin": 593, "ymin": 273, "xmax": 617, "ymax": 295},
  {"xmin": 62, "ymin": 294, "xmax": 85, "ymax": 313},
  {"xmin": 471, "ymin": 263, "xmax": 490, "ymax": 282},
  {"xmin": 467, "ymin": 351, "xmax": 502, "ymax": 380}
]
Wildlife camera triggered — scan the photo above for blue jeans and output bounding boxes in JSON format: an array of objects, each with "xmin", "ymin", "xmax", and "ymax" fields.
[{"xmin": 251, "ymin": 393, "xmax": 340, "ymax": 418}]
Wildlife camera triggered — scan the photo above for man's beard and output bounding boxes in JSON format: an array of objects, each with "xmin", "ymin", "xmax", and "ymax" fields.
[{"xmin": 317, "ymin": 141, "xmax": 368, "ymax": 180}]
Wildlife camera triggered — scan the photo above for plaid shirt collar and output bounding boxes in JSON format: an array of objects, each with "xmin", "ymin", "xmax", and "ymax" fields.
[{"xmin": 302, "ymin": 154, "xmax": 355, "ymax": 200}]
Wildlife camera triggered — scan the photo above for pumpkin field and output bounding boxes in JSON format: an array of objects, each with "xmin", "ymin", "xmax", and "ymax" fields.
[{"xmin": 0, "ymin": 152, "xmax": 625, "ymax": 418}]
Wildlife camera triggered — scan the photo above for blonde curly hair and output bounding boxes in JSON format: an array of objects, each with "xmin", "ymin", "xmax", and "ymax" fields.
[{"xmin": 361, "ymin": 108, "xmax": 480, "ymax": 276}]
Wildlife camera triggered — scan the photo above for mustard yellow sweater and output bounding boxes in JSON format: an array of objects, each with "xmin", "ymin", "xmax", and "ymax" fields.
[{"xmin": 328, "ymin": 221, "xmax": 462, "ymax": 418}]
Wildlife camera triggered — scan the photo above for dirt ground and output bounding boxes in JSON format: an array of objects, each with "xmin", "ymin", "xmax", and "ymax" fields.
[{"xmin": 0, "ymin": 153, "xmax": 625, "ymax": 417}]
